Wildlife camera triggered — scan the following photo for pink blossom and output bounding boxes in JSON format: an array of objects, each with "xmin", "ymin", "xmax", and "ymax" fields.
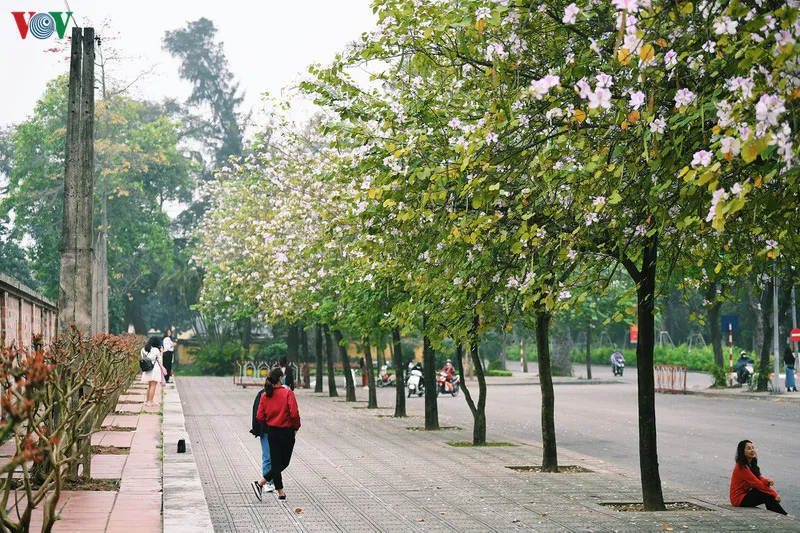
[
  {"xmin": 674, "ymin": 88, "xmax": 696, "ymax": 108},
  {"xmin": 691, "ymin": 150, "xmax": 713, "ymax": 168},
  {"xmin": 563, "ymin": 3, "xmax": 580, "ymax": 24},
  {"xmin": 629, "ymin": 91, "xmax": 646, "ymax": 109},
  {"xmin": 612, "ymin": 0, "xmax": 639, "ymax": 13},
  {"xmin": 588, "ymin": 88, "xmax": 612, "ymax": 109}
]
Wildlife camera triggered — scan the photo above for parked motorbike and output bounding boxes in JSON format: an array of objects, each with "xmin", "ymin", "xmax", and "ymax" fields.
[
  {"xmin": 407, "ymin": 365, "xmax": 424, "ymax": 397},
  {"xmin": 377, "ymin": 364, "xmax": 396, "ymax": 388},
  {"xmin": 436, "ymin": 371, "xmax": 460, "ymax": 396},
  {"xmin": 612, "ymin": 361, "xmax": 625, "ymax": 376}
]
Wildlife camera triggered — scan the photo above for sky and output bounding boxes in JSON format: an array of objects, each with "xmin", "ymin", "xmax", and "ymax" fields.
[{"xmin": 1, "ymin": 0, "xmax": 377, "ymax": 128}]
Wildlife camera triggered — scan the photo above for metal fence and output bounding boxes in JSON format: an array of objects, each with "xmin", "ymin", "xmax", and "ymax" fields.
[{"xmin": 655, "ymin": 364, "xmax": 687, "ymax": 393}]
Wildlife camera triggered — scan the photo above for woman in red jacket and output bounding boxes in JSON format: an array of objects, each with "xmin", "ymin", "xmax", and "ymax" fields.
[
  {"xmin": 730, "ymin": 440, "xmax": 787, "ymax": 514},
  {"xmin": 253, "ymin": 368, "xmax": 301, "ymax": 501}
]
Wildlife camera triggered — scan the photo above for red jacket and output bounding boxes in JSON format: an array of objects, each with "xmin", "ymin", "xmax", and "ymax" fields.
[
  {"xmin": 730, "ymin": 464, "xmax": 777, "ymax": 505},
  {"xmin": 256, "ymin": 386, "xmax": 301, "ymax": 431}
]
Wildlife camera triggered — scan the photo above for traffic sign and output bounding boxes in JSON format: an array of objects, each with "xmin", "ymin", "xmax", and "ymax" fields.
[{"xmin": 790, "ymin": 328, "xmax": 800, "ymax": 343}]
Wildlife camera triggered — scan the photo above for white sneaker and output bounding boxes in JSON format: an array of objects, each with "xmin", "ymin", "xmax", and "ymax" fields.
[{"xmin": 263, "ymin": 482, "xmax": 275, "ymax": 493}]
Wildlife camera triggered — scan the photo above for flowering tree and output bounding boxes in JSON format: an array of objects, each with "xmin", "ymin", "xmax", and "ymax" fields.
[{"xmin": 298, "ymin": 0, "xmax": 800, "ymax": 508}]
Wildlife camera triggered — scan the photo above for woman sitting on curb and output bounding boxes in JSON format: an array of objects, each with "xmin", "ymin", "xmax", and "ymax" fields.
[
  {"xmin": 252, "ymin": 368, "xmax": 301, "ymax": 501},
  {"xmin": 730, "ymin": 439, "xmax": 787, "ymax": 515}
]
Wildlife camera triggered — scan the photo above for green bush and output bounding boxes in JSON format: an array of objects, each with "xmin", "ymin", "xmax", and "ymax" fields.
[
  {"xmin": 194, "ymin": 341, "xmax": 245, "ymax": 376},
  {"xmin": 570, "ymin": 344, "xmax": 748, "ymax": 372},
  {"xmin": 254, "ymin": 341, "xmax": 288, "ymax": 361},
  {"xmin": 485, "ymin": 369, "xmax": 513, "ymax": 376}
]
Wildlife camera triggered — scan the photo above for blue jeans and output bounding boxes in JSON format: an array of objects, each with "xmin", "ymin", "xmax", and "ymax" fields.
[
  {"xmin": 260, "ymin": 434, "xmax": 271, "ymax": 478},
  {"xmin": 785, "ymin": 367, "xmax": 795, "ymax": 390}
]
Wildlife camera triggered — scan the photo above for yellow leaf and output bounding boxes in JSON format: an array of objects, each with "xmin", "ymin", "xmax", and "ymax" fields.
[
  {"xmin": 618, "ymin": 48, "xmax": 632, "ymax": 65},
  {"xmin": 714, "ymin": 263, "xmax": 722, "ymax": 274},
  {"xmin": 574, "ymin": 109, "xmax": 587, "ymax": 122},
  {"xmin": 368, "ymin": 187, "xmax": 376, "ymax": 199},
  {"xmin": 639, "ymin": 44, "xmax": 655, "ymax": 63},
  {"xmin": 791, "ymin": 88, "xmax": 800, "ymax": 101},
  {"xmin": 627, "ymin": 110, "xmax": 641, "ymax": 124},
  {"xmin": 755, "ymin": 175, "xmax": 762, "ymax": 188},
  {"xmin": 656, "ymin": 38, "xmax": 668, "ymax": 47},
  {"xmin": 451, "ymin": 226, "xmax": 461, "ymax": 238},
  {"xmin": 768, "ymin": 250, "xmax": 779, "ymax": 259},
  {"xmin": 712, "ymin": 125, "xmax": 721, "ymax": 135},
  {"xmin": 620, "ymin": 120, "xmax": 629, "ymax": 130},
  {"xmin": 476, "ymin": 18, "xmax": 485, "ymax": 33}
]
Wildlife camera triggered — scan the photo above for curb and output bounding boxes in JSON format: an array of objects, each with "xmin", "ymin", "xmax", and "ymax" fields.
[
  {"xmin": 470, "ymin": 378, "xmax": 622, "ymax": 387},
  {"xmin": 162, "ymin": 380, "xmax": 214, "ymax": 533},
  {"xmin": 683, "ymin": 389, "xmax": 800, "ymax": 403}
]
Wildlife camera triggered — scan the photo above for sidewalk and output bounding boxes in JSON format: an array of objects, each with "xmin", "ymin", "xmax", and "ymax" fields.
[
  {"xmin": 178, "ymin": 376, "xmax": 797, "ymax": 532},
  {"xmin": 0, "ymin": 383, "xmax": 164, "ymax": 532}
]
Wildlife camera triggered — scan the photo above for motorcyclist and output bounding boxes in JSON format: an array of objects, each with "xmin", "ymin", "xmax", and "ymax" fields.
[
  {"xmin": 442, "ymin": 359, "xmax": 455, "ymax": 380},
  {"xmin": 610, "ymin": 350, "xmax": 625, "ymax": 376},
  {"xmin": 734, "ymin": 351, "xmax": 754, "ymax": 385}
]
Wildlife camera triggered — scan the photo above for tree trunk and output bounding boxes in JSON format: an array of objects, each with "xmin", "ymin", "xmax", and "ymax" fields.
[
  {"xmin": 287, "ymin": 323, "xmax": 299, "ymax": 365},
  {"xmin": 757, "ymin": 278, "xmax": 774, "ymax": 391},
  {"xmin": 457, "ymin": 317, "xmax": 487, "ymax": 444},
  {"xmin": 706, "ymin": 282, "xmax": 725, "ymax": 386},
  {"xmin": 333, "ymin": 329, "xmax": 356, "ymax": 401},
  {"xmin": 622, "ymin": 235, "xmax": 666, "ymax": 511},
  {"xmin": 520, "ymin": 336, "xmax": 529, "ymax": 373},
  {"xmin": 124, "ymin": 294, "xmax": 146, "ymax": 334},
  {"xmin": 323, "ymin": 325, "xmax": 338, "ymax": 397},
  {"xmin": 749, "ymin": 282, "xmax": 765, "ymax": 356},
  {"xmin": 422, "ymin": 324, "xmax": 439, "ymax": 430},
  {"xmin": 240, "ymin": 317, "xmax": 252, "ymax": 352},
  {"xmin": 314, "ymin": 324, "xmax": 324, "ymax": 393},
  {"xmin": 300, "ymin": 324, "xmax": 309, "ymax": 363},
  {"xmin": 364, "ymin": 334, "xmax": 377, "ymax": 408},
  {"xmin": 391, "ymin": 327, "xmax": 406, "ymax": 417},
  {"xmin": 535, "ymin": 311, "xmax": 558, "ymax": 472},
  {"xmin": 586, "ymin": 320, "xmax": 593, "ymax": 380},
  {"xmin": 377, "ymin": 338, "xmax": 386, "ymax": 373}
]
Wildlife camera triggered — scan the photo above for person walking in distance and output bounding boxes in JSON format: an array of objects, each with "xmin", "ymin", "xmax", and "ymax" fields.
[
  {"xmin": 730, "ymin": 440, "xmax": 787, "ymax": 514},
  {"xmin": 784, "ymin": 347, "xmax": 797, "ymax": 392},
  {"xmin": 253, "ymin": 368, "xmax": 301, "ymax": 501},
  {"xmin": 162, "ymin": 329, "xmax": 175, "ymax": 383},
  {"xmin": 249, "ymin": 385, "xmax": 274, "ymax": 499},
  {"xmin": 279, "ymin": 357, "xmax": 295, "ymax": 391}
]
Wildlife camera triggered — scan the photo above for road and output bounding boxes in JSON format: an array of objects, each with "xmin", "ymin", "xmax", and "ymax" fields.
[{"xmin": 372, "ymin": 366, "xmax": 800, "ymax": 516}]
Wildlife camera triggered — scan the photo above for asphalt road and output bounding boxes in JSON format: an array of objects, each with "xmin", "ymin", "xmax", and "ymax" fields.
[{"xmin": 372, "ymin": 366, "xmax": 800, "ymax": 517}]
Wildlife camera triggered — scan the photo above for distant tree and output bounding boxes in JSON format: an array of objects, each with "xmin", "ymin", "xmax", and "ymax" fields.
[{"xmin": 162, "ymin": 17, "xmax": 245, "ymax": 167}]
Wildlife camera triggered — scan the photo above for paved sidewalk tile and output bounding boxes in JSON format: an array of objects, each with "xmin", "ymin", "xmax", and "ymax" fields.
[{"xmin": 179, "ymin": 376, "xmax": 798, "ymax": 533}]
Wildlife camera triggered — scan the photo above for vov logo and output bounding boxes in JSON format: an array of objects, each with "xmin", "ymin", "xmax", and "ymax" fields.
[{"xmin": 12, "ymin": 11, "xmax": 73, "ymax": 39}]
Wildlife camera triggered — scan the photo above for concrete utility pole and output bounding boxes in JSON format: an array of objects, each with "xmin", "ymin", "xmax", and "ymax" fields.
[{"xmin": 58, "ymin": 27, "xmax": 95, "ymax": 336}]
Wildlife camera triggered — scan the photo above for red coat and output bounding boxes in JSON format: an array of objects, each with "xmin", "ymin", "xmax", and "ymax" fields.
[
  {"xmin": 256, "ymin": 386, "xmax": 301, "ymax": 431},
  {"xmin": 730, "ymin": 464, "xmax": 777, "ymax": 506}
]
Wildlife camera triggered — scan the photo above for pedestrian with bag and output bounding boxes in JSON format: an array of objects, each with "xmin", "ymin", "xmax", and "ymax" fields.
[
  {"xmin": 784, "ymin": 347, "xmax": 796, "ymax": 392},
  {"xmin": 249, "ymin": 386, "xmax": 274, "ymax": 499},
  {"xmin": 140, "ymin": 336, "xmax": 164, "ymax": 407},
  {"xmin": 730, "ymin": 439, "xmax": 787, "ymax": 514},
  {"xmin": 162, "ymin": 329, "xmax": 176, "ymax": 383},
  {"xmin": 252, "ymin": 368, "xmax": 301, "ymax": 501}
]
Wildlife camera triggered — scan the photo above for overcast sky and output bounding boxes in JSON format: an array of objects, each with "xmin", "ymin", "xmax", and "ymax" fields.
[{"xmin": 1, "ymin": 0, "xmax": 376, "ymax": 128}]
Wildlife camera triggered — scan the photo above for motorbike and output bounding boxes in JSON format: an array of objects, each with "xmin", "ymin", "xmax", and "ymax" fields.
[
  {"xmin": 377, "ymin": 364, "xmax": 396, "ymax": 388},
  {"xmin": 735, "ymin": 362, "xmax": 754, "ymax": 386},
  {"xmin": 436, "ymin": 371, "xmax": 460, "ymax": 396},
  {"xmin": 407, "ymin": 365, "xmax": 424, "ymax": 397},
  {"xmin": 612, "ymin": 361, "xmax": 625, "ymax": 376}
]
